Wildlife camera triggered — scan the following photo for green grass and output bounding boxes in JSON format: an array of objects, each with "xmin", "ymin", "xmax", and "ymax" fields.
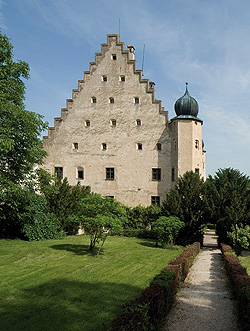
[
  {"xmin": 0, "ymin": 235, "xmax": 182, "ymax": 331},
  {"xmin": 239, "ymin": 256, "xmax": 250, "ymax": 276}
]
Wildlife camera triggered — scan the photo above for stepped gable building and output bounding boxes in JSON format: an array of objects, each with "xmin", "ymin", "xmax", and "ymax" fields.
[{"xmin": 42, "ymin": 34, "xmax": 206, "ymax": 207}]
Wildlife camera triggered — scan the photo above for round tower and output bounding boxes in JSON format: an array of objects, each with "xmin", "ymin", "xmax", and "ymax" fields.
[{"xmin": 170, "ymin": 83, "xmax": 206, "ymax": 183}]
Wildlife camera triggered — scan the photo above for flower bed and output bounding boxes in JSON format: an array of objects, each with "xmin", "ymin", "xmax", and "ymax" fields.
[
  {"xmin": 220, "ymin": 243, "xmax": 250, "ymax": 331},
  {"xmin": 105, "ymin": 242, "xmax": 200, "ymax": 331}
]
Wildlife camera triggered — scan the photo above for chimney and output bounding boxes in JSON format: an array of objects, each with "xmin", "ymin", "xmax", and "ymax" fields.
[{"xmin": 127, "ymin": 45, "xmax": 135, "ymax": 60}]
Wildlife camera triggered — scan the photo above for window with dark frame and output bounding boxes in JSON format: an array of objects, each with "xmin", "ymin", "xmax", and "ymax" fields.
[
  {"xmin": 152, "ymin": 168, "xmax": 161, "ymax": 181},
  {"xmin": 120, "ymin": 75, "xmax": 125, "ymax": 82},
  {"xmin": 109, "ymin": 97, "xmax": 114, "ymax": 104},
  {"xmin": 55, "ymin": 167, "xmax": 63, "ymax": 178},
  {"xmin": 91, "ymin": 97, "xmax": 96, "ymax": 103},
  {"xmin": 85, "ymin": 120, "xmax": 90, "ymax": 127},
  {"xmin": 111, "ymin": 54, "xmax": 117, "ymax": 60},
  {"xmin": 77, "ymin": 168, "xmax": 84, "ymax": 180},
  {"xmin": 172, "ymin": 168, "xmax": 175, "ymax": 181},
  {"xmin": 111, "ymin": 119, "xmax": 116, "ymax": 126},
  {"xmin": 136, "ymin": 119, "xmax": 141, "ymax": 126},
  {"xmin": 134, "ymin": 97, "xmax": 139, "ymax": 104},
  {"xmin": 195, "ymin": 140, "xmax": 199, "ymax": 149},
  {"xmin": 106, "ymin": 167, "xmax": 114, "ymax": 180},
  {"xmin": 151, "ymin": 196, "xmax": 160, "ymax": 205},
  {"xmin": 195, "ymin": 168, "xmax": 200, "ymax": 175},
  {"xmin": 137, "ymin": 143, "xmax": 142, "ymax": 150},
  {"xmin": 156, "ymin": 143, "xmax": 161, "ymax": 151},
  {"xmin": 102, "ymin": 143, "xmax": 107, "ymax": 151},
  {"xmin": 102, "ymin": 75, "xmax": 107, "ymax": 82},
  {"xmin": 73, "ymin": 143, "xmax": 78, "ymax": 150}
]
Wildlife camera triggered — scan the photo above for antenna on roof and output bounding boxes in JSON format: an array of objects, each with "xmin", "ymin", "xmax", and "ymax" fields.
[
  {"xmin": 142, "ymin": 44, "xmax": 145, "ymax": 75},
  {"xmin": 119, "ymin": 19, "xmax": 120, "ymax": 37}
]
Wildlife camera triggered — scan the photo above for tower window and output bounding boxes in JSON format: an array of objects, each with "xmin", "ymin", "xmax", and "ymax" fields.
[
  {"xmin": 134, "ymin": 97, "xmax": 139, "ymax": 104},
  {"xmin": 136, "ymin": 119, "xmax": 141, "ymax": 126},
  {"xmin": 109, "ymin": 97, "xmax": 114, "ymax": 104},
  {"xmin": 91, "ymin": 97, "xmax": 96, "ymax": 103},
  {"xmin": 111, "ymin": 119, "xmax": 116, "ymax": 127},
  {"xmin": 102, "ymin": 75, "xmax": 107, "ymax": 82},
  {"xmin": 156, "ymin": 143, "xmax": 161, "ymax": 151},
  {"xmin": 85, "ymin": 120, "xmax": 90, "ymax": 127},
  {"xmin": 77, "ymin": 167, "xmax": 84, "ymax": 180},
  {"xmin": 111, "ymin": 54, "xmax": 117, "ymax": 60},
  {"xmin": 55, "ymin": 167, "xmax": 63, "ymax": 178},
  {"xmin": 195, "ymin": 168, "xmax": 200, "ymax": 175},
  {"xmin": 195, "ymin": 140, "xmax": 199, "ymax": 149},
  {"xmin": 120, "ymin": 75, "xmax": 125, "ymax": 82},
  {"xmin": 152, "ymin": 168, "xmax": 161, "ymax": 181},
  {"xmin": 172, "ymin": 168, "xmax": 175, "ymax": 181},
  {"xmin": 102, "ymin": 143, "xmax": 107, "ymax": 151},
  {"xmin": 137, "ymin": 143, "xmax": 142, "ymax": 150},
  {"xmin": 106, "ymin": 167, "xmax": 114, "ymax": 180},
  {"xmin": 151, "ymin": 196, "xmax": 160, "ymax": 206},
  {"xmin": 73, "ymin": 143, "xmax": 78, "ymax": 150}
]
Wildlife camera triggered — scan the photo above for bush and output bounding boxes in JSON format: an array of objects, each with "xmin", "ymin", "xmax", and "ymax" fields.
[
  {"xmin": 221, "ymin": 243, "xmax": 250, "ymax": 330},
  {"xmin": 106, "ymin": 242, "xmax": 200, "ymax": 330}
]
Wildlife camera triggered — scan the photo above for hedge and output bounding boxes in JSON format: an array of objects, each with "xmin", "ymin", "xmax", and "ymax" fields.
[
  {"xmin": 220, "ymin": 243, "xmax": 250, "ymax": 331},
  {"xmin": 104, "ymin": 242, "xmax": 200, "ymax": 330}
]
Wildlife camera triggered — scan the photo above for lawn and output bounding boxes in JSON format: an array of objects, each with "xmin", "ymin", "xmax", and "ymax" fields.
[
  {"xmin": 0, "ymin": 235, "xmax": 183, "ymax": 331},
  {"xmin": 239, "ymin": 255, "xmax": 250, "ymax": 276}
]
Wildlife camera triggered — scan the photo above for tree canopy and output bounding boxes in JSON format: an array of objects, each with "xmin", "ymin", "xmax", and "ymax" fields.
[{"xmin": 0, "ymin": 33, "xmax": 47, "ymax": 185}]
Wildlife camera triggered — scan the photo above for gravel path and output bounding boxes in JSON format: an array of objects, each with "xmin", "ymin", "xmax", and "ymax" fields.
[{"xmin": 163, "ymin": 233, "xmax": 239, "ymax": 331}]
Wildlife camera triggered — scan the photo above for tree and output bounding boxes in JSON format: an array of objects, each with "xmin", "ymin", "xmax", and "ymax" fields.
[
  {"xmin": 152, "ymin": 216, "xmax": 184, "ymax": 248},
  {"xmin": 75, "ymin": 194, "xmax": 127, "ymax": 254},
  {"xmin": 0, "ymin": 33, "xmax": 47, "ymax": 185},
  {"xmin": 204, "ymin": 168, "xmax": 250, "ymax": 243},
  {"xmin": 162, "ymin": 171, "xmax": 205, "ymax": 245},
  {"xmin": 37, "ymin": 169, "xmax": 91, "ymax": 233}
]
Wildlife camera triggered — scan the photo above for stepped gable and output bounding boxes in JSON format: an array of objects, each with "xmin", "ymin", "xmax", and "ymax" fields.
[{"xmin": 43, "ymin": 34, "xmax": 166, "ymax": 140}]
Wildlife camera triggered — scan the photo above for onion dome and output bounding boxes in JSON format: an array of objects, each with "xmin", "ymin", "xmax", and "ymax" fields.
[{"xmin": 174, "ymin": 83, "xmax": 199, "ymax": 117}]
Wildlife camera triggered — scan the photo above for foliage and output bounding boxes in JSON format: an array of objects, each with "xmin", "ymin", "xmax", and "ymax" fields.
[
  {"xmin": 76, "ymin": 194, "xmax": 127, "ymax": 252},
  {"xmin": 227, "ymin": 225, "xmax": 250, "ymax": 255},
  {"xmin": 0, "ymin": 236, "xmax": 182, "ymax": 331},
  {"xmin": 204, "ymin": 168, "xmax": 250, "ymax": 243},
  {"xmin": 152, "ymin": 216, "xmax": 184, "ymax": 248},
  {"xmin": 0, "ymin": 182, "xmax": 58, "ymax": 240},
  {"xmin": 163, "ymin": 171, "xmax": 205, "ymax": 245},
  {"xmin": 37, "ymin": 169, "xmax": 91, "ymax": 233},
  {"xmin": 125, "ymin": 204, "xmax": 161, "ymax": 230},
  {"xmin": 0, "ymin": 32, "xmax": 47, "ymax": 186}
]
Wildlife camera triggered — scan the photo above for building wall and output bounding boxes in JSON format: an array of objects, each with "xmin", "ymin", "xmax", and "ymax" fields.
[{"xmin": 43, "ymin": 34, "xmax": 172, "ymax": 207}]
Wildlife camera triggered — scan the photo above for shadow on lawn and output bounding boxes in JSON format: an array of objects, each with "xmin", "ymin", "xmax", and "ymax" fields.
[
  {"xmin": 50, "ymin": 244, "xmax": 99, "ymax": 256},
  {"xmin": 0, "ymin": 279, "xmax": 141, "ymax": 331},
  {"xmin": 138, "ymin": 240, "xmax": 157, "ymax": 248}
]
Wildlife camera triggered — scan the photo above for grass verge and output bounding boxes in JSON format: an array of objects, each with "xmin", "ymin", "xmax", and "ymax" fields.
[
  {"xmin": 239, "ymin": 256, "xmax": 250, "ymax": 276},
  {"xmin": 0, "ymin": 235, "xmax": 182, "ymax": 331}
]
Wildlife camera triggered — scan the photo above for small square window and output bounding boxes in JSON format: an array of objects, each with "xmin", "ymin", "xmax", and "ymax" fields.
[
  {"xmin": 91, "ymin": 97, "xmax": 96, "ymax": 103},
  {"xmin": 102, "ymin": 75, "xmax": 107, "ymax": 82},
  {"xmin": 111, "ymin": 119, "xmax": 116, "ymax": 127},
  {"xmin": 111, "ymin": 54, "xmax": 117, "ymax": 60},
  {"xmin": 151, "ymin": 196, "xmax": 160, "ymax": 206},
  {"xmin": 137, "ymin": 143, "xmax": 142, "ymax": 150},
  {"xmin": 109, "ymin": 97, "xmax": 114, "ymax": 104},
  {"xmin": 106, "ymin": 167, "xmax": 114, "ymax": 180},
  {"xmin": 55, "ymin": 167, "xmax": 63, "ymax": 178},
  {"xmin": 73, "ymin": 143, "xmax": 78, "ymax": 150},
  {"xmin": 102, "ymin": 143, "xmax": 107, "ymax": 151},
  {"xmin": 136, "ymin": 119, "xmax": 141, "ymax": 126},
  {"xmin": 152, "ymin": 168, "xmax": 161, "ymax": 181},
  {"xmin": 134, "ymin": 97, "xmax": 139, "ymax": 104},
  {"xmin": 120, "ymin": 75, "xmax": 125, "ymax": 82},
  {"xmin": 156, "ymin": 143, "xmax": 161, "ymax": 151},
  {"xmin": 85, "ymin": 120, "xmax": 90, "ymax": 127}
]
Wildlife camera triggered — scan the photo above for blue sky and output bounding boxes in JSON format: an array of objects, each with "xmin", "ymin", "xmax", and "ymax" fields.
[{"xmin": 1, "ymin": 0, "xmax": 250, "ymax": 177}]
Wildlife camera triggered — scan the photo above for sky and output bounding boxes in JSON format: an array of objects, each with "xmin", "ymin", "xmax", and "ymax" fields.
[{"xmin": 1, "ymin": 0, "xmax": 250, "ymax": 177}]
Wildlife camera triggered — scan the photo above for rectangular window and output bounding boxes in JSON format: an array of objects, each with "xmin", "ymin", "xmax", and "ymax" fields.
[
  {"xmin": 91, "ymin": 97, "xmax": 96, "ymax": 103},
  {"xmin": 195, "ymin": 168, "xmax": 199, "ymax": 175},
  {"xmin": 156, "ymin": 143, "xmax": 161, "ymax": 151},
  {"xmin": 152, "ymin": 168, "xmax": 161, "ymax": 181},
  {"xmin": 106, "ymin": 167, "xmax": 114, "ymax": 180},
  {"xmin": 102, "ymin": 143, "xmax": 107, "ymax": 151},
  {"xmin": 151, "ymin": 196, "xmax": 160, "ymax": 205},
  {"xmin": 111, "ymin": 54, "xmax": 117, "ymax": 60},
  {"xmin": 134, "ymin": 97, "xmax": 139, "ymax": 104},
  {"xmin": 78, "ymin": 170, "xmax": 84, "ymax": 179},
  {"xmin": 172, "ymin": 168, "xmax": 175, "ymax": 181},
  {"xmin": 55, "ymin": 167, "xmax": 63, "ymax": 178},
  {"xmin": 73, "ymin": 143, "xmax": 78, "ymax": 150},
  {"xmin": 120, "ymin": 75, "xmax": 125, "ymax": 82},
  {"xmin": 137, "ymin": 143, "xmax": 142, "ymax": 150}
]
